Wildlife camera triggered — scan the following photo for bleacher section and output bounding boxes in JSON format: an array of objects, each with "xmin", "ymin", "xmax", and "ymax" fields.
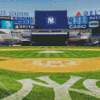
[
  {"xmin": 0, "ymin": 34, "xmax": 13, "ymax": 42},
  {"xmin": 91, "ymin": 33, "xmax": 100, "ymax": 36}
]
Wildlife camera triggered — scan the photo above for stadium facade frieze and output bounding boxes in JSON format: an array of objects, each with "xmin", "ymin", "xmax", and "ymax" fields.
[
  {"xmin": 0, "ymin": 11, "xmax": 29, "ymax": 17},
  {"xmin": 0, "ymin": 10, "xmax": 100, "ymax": 30}
]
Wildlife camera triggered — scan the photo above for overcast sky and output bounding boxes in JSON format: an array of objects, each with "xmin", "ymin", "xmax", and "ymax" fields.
[{"xmin": 0, "ymin": 0, "xmax": 100, "ymax": 17}]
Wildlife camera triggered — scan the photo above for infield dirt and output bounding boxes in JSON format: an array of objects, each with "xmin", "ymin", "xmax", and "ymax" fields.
[
  {"xmin": 0, "ymin": 48, "xmax": 100, "ymax": 72},
  {"xmin": 0, "ymin": 57, "xmax": 100, "ymax": 72}
]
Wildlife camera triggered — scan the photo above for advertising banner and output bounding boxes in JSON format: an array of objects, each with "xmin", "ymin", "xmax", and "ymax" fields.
[
  {"xmin": 35, "ymin": 11, "xmax": 69, "ymax": 29},
  {"xmin": 84, "ymin": 10, "xmax": 100, "ymax": 16},
  {"xmin": 0, "ymin": 16, "xmax": 13, "ymax": 20},
  {"xmin": 14, "ymin": 17, "xmax": 34, "ymax": 25},
  {"xmin": 14, "ymin": 24, "xmax": 34, "ymax": 29},
  {"xmin": 69, "ymin": 24, "xmax": 88, "ymax": 29},
  {"xmin": 88, "ymin": 20, "xmax": 100, "ymax": 29},
  {"xmin": 89, "ymin": 15, "xmax": 100, "ymax": 20},
  {"xmin": 68, "ymin": 16, "xmax": 88, "ymax": 25},
  {"xmin": 1, "ymin": 20, "xmax": 13, "ymax": 29}
]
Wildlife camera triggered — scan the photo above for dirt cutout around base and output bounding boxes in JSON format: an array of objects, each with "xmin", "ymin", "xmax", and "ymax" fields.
[{"xmin": 0, "ymin": 57, "xmax": 100, "ymax": 72}]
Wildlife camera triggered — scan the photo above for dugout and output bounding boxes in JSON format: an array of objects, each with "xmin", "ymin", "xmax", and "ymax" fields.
[{"xmin": 31, "ymin": 32, "xmax": 69, "ymax": 46}]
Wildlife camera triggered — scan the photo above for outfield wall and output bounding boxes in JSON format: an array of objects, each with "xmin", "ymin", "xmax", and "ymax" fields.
[{"xmin": 31, "ymin": 32, "xmax": 69, "ymax": 46}]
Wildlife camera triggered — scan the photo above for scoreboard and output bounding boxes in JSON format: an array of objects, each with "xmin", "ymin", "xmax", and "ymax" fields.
[
  {"xmin": 68, "ymin": 16, "xmax": 89, "ymax": 29},
  {"xmin": 14, "ymin": 17, "xmax": 34, "ymax": 25},
  {"xmin": 0, "ymin": 16, "xmax": 34, "ymax": 29},
  {"xmin": 35, "ymin": 11, "xmax": 69, "ymax": 29},
  {"xmin": 13, "ymin": 17, "xmax": 34, "ymax": 29},
  {"xmin": 68, "ymin": 16, "xmax": 88, "ymax": 24}
]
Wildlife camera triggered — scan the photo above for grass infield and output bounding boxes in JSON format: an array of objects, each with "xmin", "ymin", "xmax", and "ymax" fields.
[{"xmin": 0, "ymin": 46, "xmax": 100, "ymax": 100}]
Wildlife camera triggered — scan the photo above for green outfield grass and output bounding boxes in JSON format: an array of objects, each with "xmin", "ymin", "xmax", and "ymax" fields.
[
  {"xmin": 0, "ymin": 46, "xmax": 100, "ymax": 100},
  {"xmin": 0, "ymin": 50, "xmax": 100, "ymax": 58},
  {"xmin": 0, "ymin": 69, "xmax": 100, "ymax": 100}
]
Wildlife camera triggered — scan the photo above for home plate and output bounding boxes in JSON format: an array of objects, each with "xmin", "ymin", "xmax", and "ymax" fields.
[{"xmin": 38, "ymin": 50, "xmax": 64, "ymax": 53}]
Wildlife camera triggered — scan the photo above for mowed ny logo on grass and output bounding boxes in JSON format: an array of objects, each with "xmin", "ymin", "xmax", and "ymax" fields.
[
  {"xmin": 24, "ymin": 59, "xmax": 82, "ymax": 67},
  {"xmin": 2, "ymin": 75, "xmax": 100, "ymax": 100}
]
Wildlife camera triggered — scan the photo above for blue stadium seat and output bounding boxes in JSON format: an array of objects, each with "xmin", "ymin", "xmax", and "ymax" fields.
[{"xmin": 92, "ymin": 33, "xmax": 100, "ymax": 36}]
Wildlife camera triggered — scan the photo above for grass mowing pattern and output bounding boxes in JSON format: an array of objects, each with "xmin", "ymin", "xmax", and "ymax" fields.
[
  {"xmin": 0, "ymin": 50, "xmax": 100, "ymax": 58},
  {"xmin": 97, "ymin": 81, "xmax": 100, "ymax": 88},
  {"xmin": 70, "ymin": 78, "xmax": 89, "ymax": 91},
  {"xmin": 0, "ymin": 47, "xmax": 100, "ymax": 99},
  {"xmin": 23, "ymin": 84, "xmax": 54, "ymax": 100},
  {"xmin": 0, "ymin": 69, "xmax": 100, "ymax": 100},
  {"xmin": 69, "ymin": 91, "xmax": 99, "ymax": 100}
]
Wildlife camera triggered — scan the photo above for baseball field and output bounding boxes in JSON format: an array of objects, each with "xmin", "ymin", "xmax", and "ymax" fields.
[{"xmin": 0, "ymin": 46, "xmax": 100, "ymax": 100}]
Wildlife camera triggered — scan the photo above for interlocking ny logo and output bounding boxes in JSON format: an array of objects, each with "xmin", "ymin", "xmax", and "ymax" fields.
[
  {"xmin": 48, "ymin": 17, "xmax": 55, "ymax": 24},
  {"xmin": 2, "ymin": 76, "xmax": 100, "ymax": 100}
]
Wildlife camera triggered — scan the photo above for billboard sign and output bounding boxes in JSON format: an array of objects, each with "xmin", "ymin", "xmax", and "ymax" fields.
[
  {"xmin": 35, "ymin": 11, "xmax": 69, "ymax": 29},
  {"xmin": 14, "ymin": 24, "xmax": 34, "ymax": 29},
  {"xmin": 89, "ymin": 15, "xmax": 100, "ymax": 20},
  {"xmin": 84, "ymin": 10, "xmax": 100, "ymax": 16},
  {"xmin": 1, "ymin": 20, "xmax": 13, "ymax": 29},
  {"xmin": 88, "ymin": 20, "xmax": 100, "ymax": 29},
  {"xmin": 68, "ymin": 16, "xmax": 88, "ymax": 25},
  {"xmin": 69, "ymin": 24, "xmax": 88, "ymax": 29},
  {"xmin": 88, "ymin": 21, "xmax": 99, "ymax": 28},
  {"xmin": 14, "ymin": 17, "xmax": 34, "ymax": 25},
  {"xmin": 0, "ymin": 16, "xmax": 13, "ymax": 20},
  {"xmin": 76, "ymin": 12, "xmax": 81, "ymax": 17}
]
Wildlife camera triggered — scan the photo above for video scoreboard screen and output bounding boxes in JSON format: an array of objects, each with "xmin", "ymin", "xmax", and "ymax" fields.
[
  {"xmin": 13, "ymin": 17, "xmax": 34, "ymax": 29},
  {"xmin": 0, "ymin": 17, "xmax": 34, "ymax": 29},
  {"xmin": 35, "ymin": 11, "xmax": 69, "ymax": 29},
  {"xmin": 68, "ymin": 16, "xmax": 89, "ymax": 24},
  {"xmin": 14, "ymin": 17, "xmax": 34, "ymax": 25},
  {"xmin": 88, "ymin": 20, "xmax": 100, "ymax": 29},
  {"xmin": 0, "ymin": 20, "xmax": 13, "ymax": 29},
  {"xmin": 68, "ymin": 16, "xmax": 89, "ymax": 29}
]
